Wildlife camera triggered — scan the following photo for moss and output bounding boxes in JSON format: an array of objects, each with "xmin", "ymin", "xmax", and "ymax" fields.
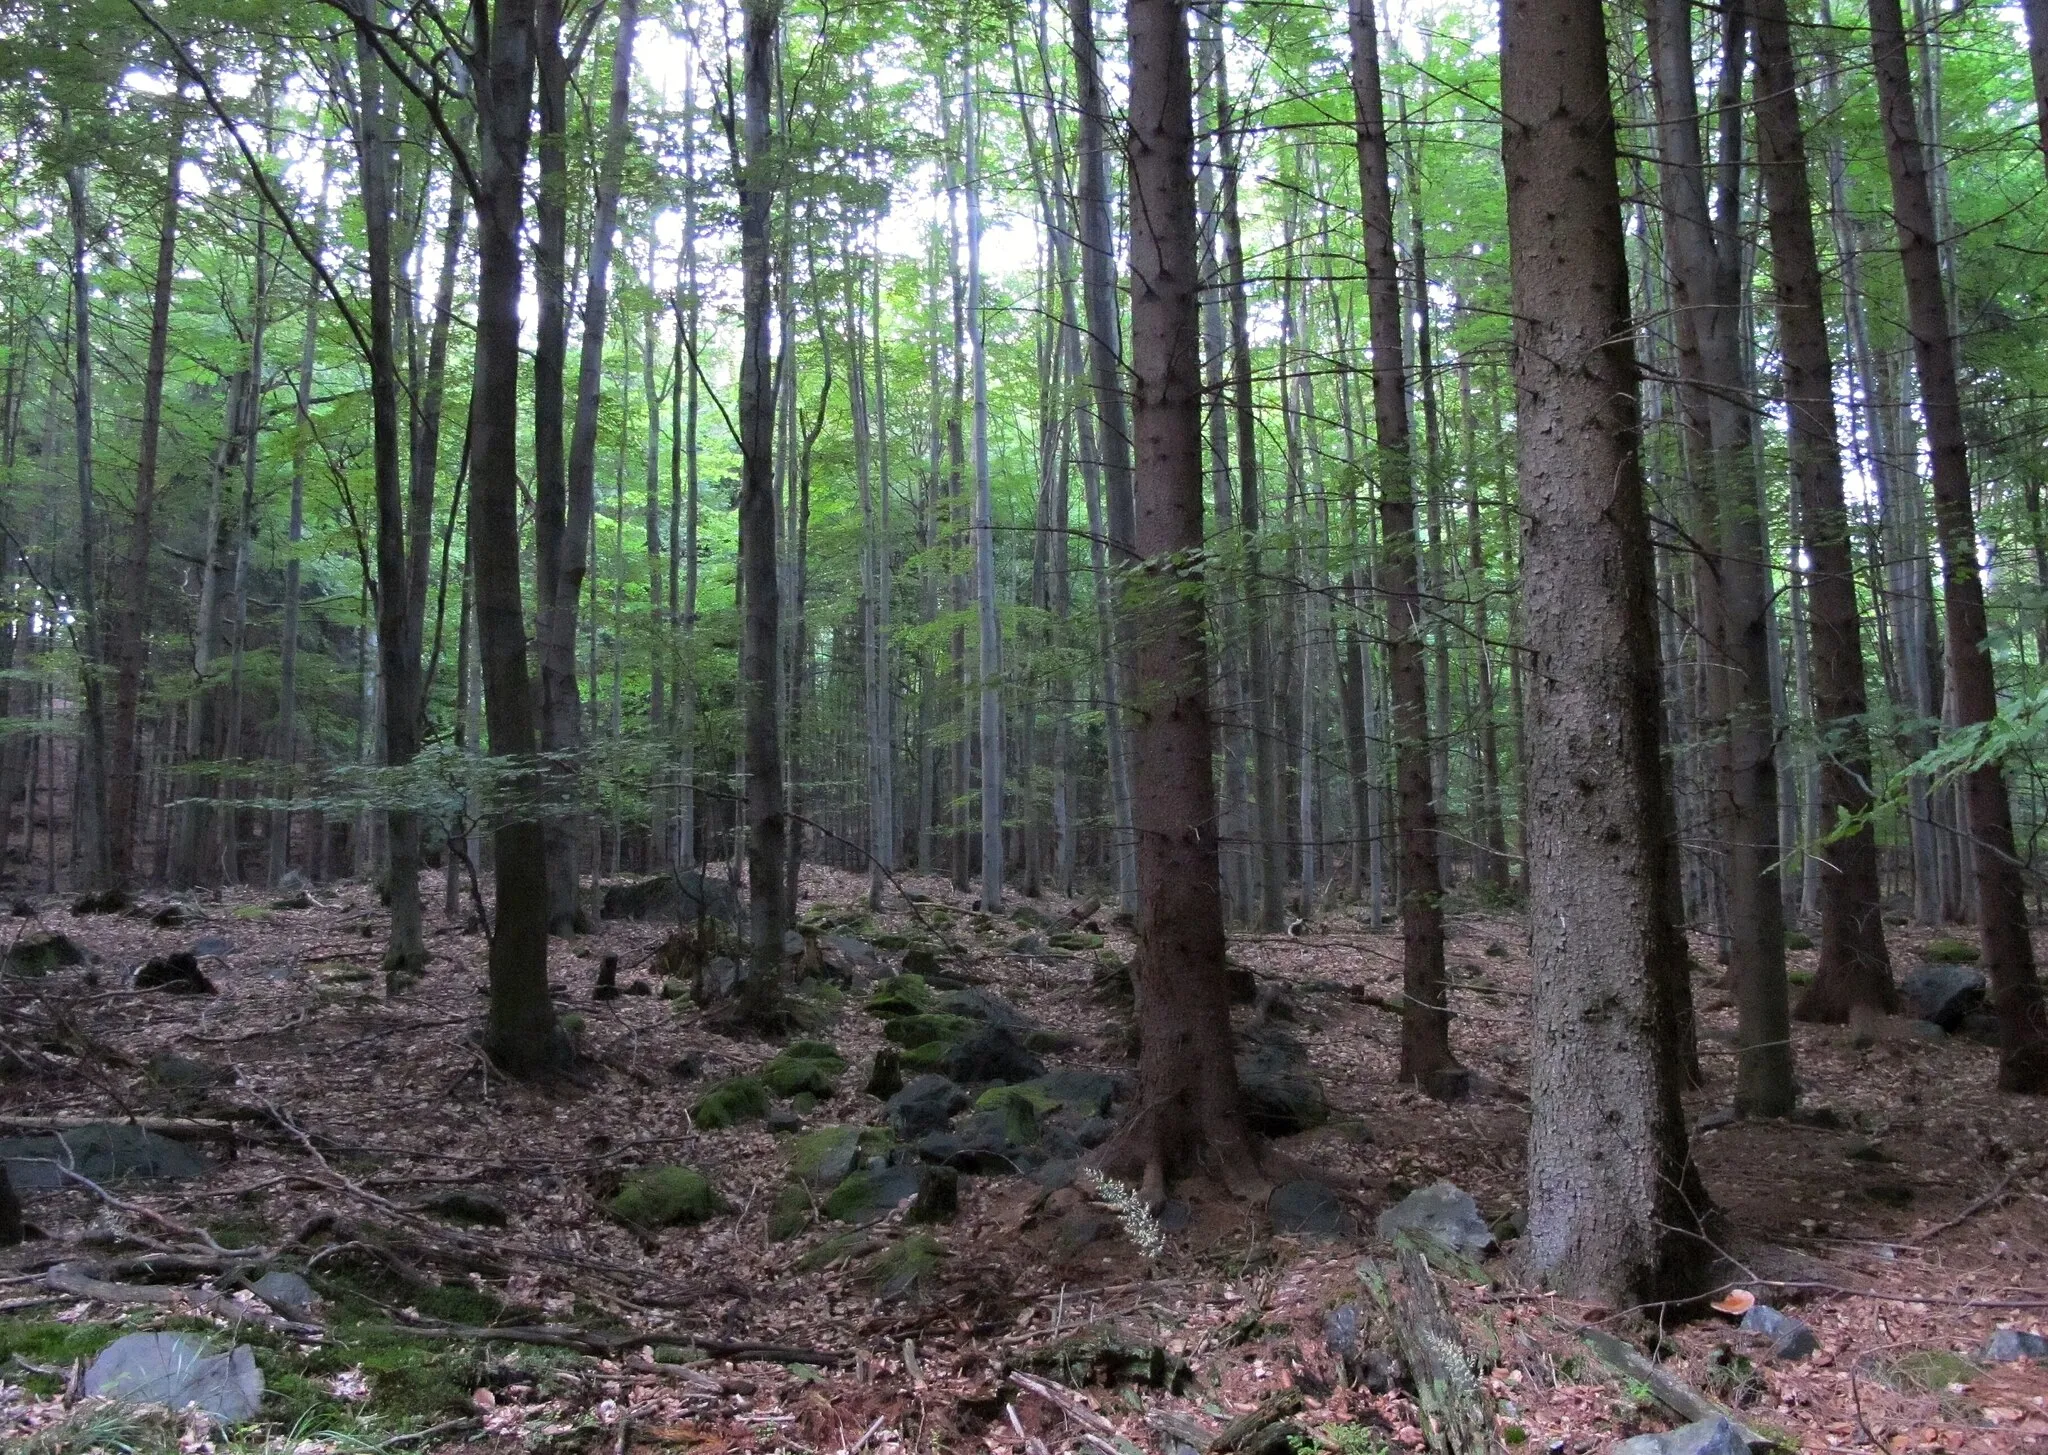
[
  {"xmin": 866, "ymin": 1232, "xmax": 947, "ymax": 1302},
  {"xmin": 1924, "ymin": 937, "xmax": 1980, "ymax": 963},
  {"xmin": 871, "ymin": 933, "xmax": 911, "ymax": 951},
  {"xmin": 1787, "ymin": 968, "xmax": 1814, "ymax": 986},
  {"xmin": 1049, "ymin": 932, "xmax": 1103, "ymax": 951},
  {"xmin": 900, "ymin": 1040, "xmax": 949, "ymax": 1069},
  {"xmin": 866, "ymin": 973, "xmax": 932, "ymax": 1018},
  {"xmin": 608, "ymin": 1166, "xmax": 726, "ymax": 1228},
  {"xmin": 795, "ymin": 1229, "xmax": 864, "ymax": 1272},
  {"xmin": 1876, "ymin": 1348, "xmax": 1980, "ymax": 1394},
  {"xmin": 788, "ymin": 1125, "xmax": 861, "ymax": 1187},
  {"xmin": 883, "ymin": 1013, "xmax": 976, "ymax": 1049},
  {"xmin": 821, "ymin": 1167, "xmax": 915, "ymax": 1223},
  {"xmin": 693, "ymin": 1074, "xmax": 770, "ymax": 1129},
  {"xmin": 769, "ymin": 1182, "xmax": 814, "ymax": 1241},
  {"xmin": 975, "ymin": 1083, "xmax": 1060, "ymax": 1142},
  {"xmin": 0, "ymin": 1317, "xmax": 131, "ymax": 1393},
  {"xmin": 1784, "ymin": 931, "xmax": 1814, "ymax": 951},
  {"xmin": 230, "ymin": 905, "xmax": 271, "ymax": 921},
  {"xmin": 762, "ymin": 1042, "xmax": 846, "ymax": 1098}
]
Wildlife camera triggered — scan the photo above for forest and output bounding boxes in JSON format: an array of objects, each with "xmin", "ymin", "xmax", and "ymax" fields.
[{"xmin": 2, "ymin": 0, "xmax": 2048, "ymax": 1448}]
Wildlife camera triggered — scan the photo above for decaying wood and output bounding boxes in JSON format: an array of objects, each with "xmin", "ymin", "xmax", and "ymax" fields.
[
  {"xmin": 0, "ymin": 1114, "xmax": 238, "ymax": 1147},
  {"xmin": 44, "ymin": 1260, "xmax": 322, "ymax": 1339},
  {"xmin": 1210, "ymin": 1388, "xmax": 1303, "ymax": 1453},
  {"xmin": 1009, "ymin": 1368, "xmax": 1116, "ymax": 1436},
  {"xmin": 1361, "ymin": 1246, "xmax": 1494, "ymax": 1455},
  {"xmin": 1578, "ymin": 1326, "xmax": 1769, "ymax": 1451}
]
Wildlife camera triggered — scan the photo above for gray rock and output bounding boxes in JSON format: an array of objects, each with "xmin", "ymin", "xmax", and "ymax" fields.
[
  {"xmin": 937, "ymin": 1025, "xmax": 1045, "ymax": 1085},
  {"xmin": 1158, "ymin": 1198, "xmax": 1193, "ymax": 1233},
  {"xmin": 784, "ymin": 929, "xmax": 808, "ymax": 957},
  {"xmin": 692, "ymin": 955, "xmax": 743, "ymax": 1007},
  {"xmin": 936, "ymin": 987, "xmax": 1033, "ymax": 1031},
  {"xmin": 1984, "ymin": 1328, "xmax": 2048, "ymax": 1362},
  {"xmin": 1377, "ymin": 1181, "xmax": 1495, "ymax": 1259},
  {"xmin": 190, "ymin": 934, "xmax": 234, "ymax": 958},
  {"xmin": 1608, "ymin": 1418, "xmax": 1750, "ymax": 1455},
  {"xmin": 887, "ymin": 1074, "xmax": 969, "ymax": 1139},
  {"xmin": 1023, "ymin": 1068, "xmax": 1125, "ymax": 1117},
  {"xmin": 250, "ymin": 1271, "xmax": 316, "ymax": 1316},
  {"xmin": 1900, "ymin": 963, "xmax": 1987, "ymax": 1030},
  {"xmin": 1269, "ymin": 1180, "xmax": 1356, "ymax": 1239},
  {"xmin": 1236, "ymin": 1033, "xmax": 1328, "ymax": 1137},
  {"xmin": 145, "ymin": 1053, "xmax": 236, "ymax": 1090},
  {"xmin": 823, "ymin": 935, "xmax": 879, "ymax": 977},
  {"xmin": 83, "ymin": 1332, "xmax": 264, "ymax": 1423},
  {"xmin": 1739, "ymin": 1304, "xmax": 1817, "ymax": 1360},
  {"xmin": 3, "ymin": 932, "xmax": 86, "ymax": 977},
  {"xmin": 789, "ymin": 1125, "xmax": 863, "ymax": 1191},
  {"xmin": 821, "ymin": 1164, "xmax": 921, "ymax": 1225},
  {"xmin": 1034, "ymin": 1158, "xmax": 1079, "ymax": 1190},
  {"xmin": 417, "ymin": 1190, "xmax": 509, "ymax": 1226},
  {"xmin": 135, "ymin": 952, "xmax": 215, "ymax": 994},
  {"xmin": 601, "ymin": 871, "xmax": 740, "ymax": 926},
  {"xmin": 0, "ymin": 1124, "xmax": 211, "ymax": 1192}
]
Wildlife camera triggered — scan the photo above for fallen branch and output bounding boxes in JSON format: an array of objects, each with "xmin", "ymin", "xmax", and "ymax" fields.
[
  {"xmin": 0, "ymin": 1115, "xmax": 237, "ymax": 1148},
  {"xmin": 1578, "ymin": 1327, "xmax": 1769, "ymax": 1452},
  {"xmin": 386, "ymin": 1314, "xmax": 843, "ymax": 1366},
  {"xmin": 44, "ymin": 1261, "xmax": 322, "ymax": 1339},
  {"xmin": 1009, "ymin": 1370, "xmax": 1115, "ymax": 1437},
  {"xmin": 1361, "ymin": 1247, "xmax": 1493, "ymax": 1455}
]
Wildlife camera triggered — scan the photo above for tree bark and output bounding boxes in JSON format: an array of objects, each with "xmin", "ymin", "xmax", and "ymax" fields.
[
  {"xmin": 1349, "ymin": 0, "xmax": 1457, "ymax": 1090},
  {"xmin": 735, "ymin": 0, "xmax": 789, "ymax": 1023},
  {"xmin": 1751, "ymin": 0, "xmax": 1896, "ymax": 1021},
  {"xmin": 1869, "ymin": 0, "xmax": 2048, "ymax": 1091},
  {"xmin": 1103, "ymin": 0, "xmax": 1257, "ymax": 1207},
  {"xmin": 965, "ymin": 51, "xmax": 1004, "ymax": 911},
  {"xmin": 109, "ymin": 106, "xmax": 185, "ymax": 885},
  {"xmin": 1500, "ymin": 0, "xmax": 1708, "ymax": 1300},
  {"xmin": 61, "ymin": 159, "xmax": 113, "ymax": 893},
  {"xmin": 471, "ymin": 0, "xmax": 568, "ymax": 1078}
]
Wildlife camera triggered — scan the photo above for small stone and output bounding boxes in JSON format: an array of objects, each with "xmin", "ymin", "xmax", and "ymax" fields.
[
  {"xmin": 1983, "ymin": 1328, "xmax": 2048, "ymax": 1362},
  {"xmin": 1608, "ymin": 1417, "xmax": 1749, "ymax": 1455},
  {"xmin": 250, "ymin": 1270, "xmax": 316, "ymax": 1315},
  {"xmin": 1376, "ymin": 1181, "xmax": 1495, "ymax": 1259},
  {"xmin": 190, "ymin": 934, "xmax": 234, "ymax": 958},
  {"xmin": 766, "ymin": 1107, "xmax": 803, "ymax": 1132},
  {"xmin": 1269, "ymin": 1179, "xmax": 1356, "ymax": 1239},
  {"xmin": 1739, "ymin": 1303, "xmax": 1818, "ymax": 1361},
  {"xmin": 145, "ymin": 1053, "xmax": 236, "ymax": 1090},
  {"xmin": 886, "ymin": 1074, "xmax": 969, "ymax": 1139}
]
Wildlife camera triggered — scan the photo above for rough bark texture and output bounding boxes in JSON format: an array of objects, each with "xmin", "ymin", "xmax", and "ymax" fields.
[
  {"xmin": 471, "ymin": 0, "xmax": 568, "ymax": 1078},
  {"xmin": 1752, "ymin": 0, "xmax": 1895, "ymax": 1022},
  {"xmin": 1870, "ymin": 0, "xmax": 2048, "ymax": 1092},
  {"xmin": 1104, "ymin": 0, "xmax": 1257, "ymax": 1205},
  {"xmin": 736, "ymin": 0, "xmax": 789, "ymax": 1021},
  {"xmin": 1500, "ymin": 0, "xmax": 1708, "ymax": 1301},
  {"xmin": 1349, "ymin": 0, "xmax": 1455, "ymax": 1092},
  {"xmin": 63, "ymin": 162, "xmax": 113, "ymax": 893}
]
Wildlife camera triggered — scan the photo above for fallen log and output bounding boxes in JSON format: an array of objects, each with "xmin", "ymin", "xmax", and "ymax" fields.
[
  {"xmin": 1578, "ymin": 1327, "xmax": 1771, "ymax": 1452},
  {"xmin": 1361, "ymin": 1246, "xmax": 1494, "ymax": 1455}
]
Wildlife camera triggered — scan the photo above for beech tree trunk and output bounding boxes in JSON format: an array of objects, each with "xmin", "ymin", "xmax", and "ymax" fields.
[
  {"xmin": 1348, "ymin": 0, "xmax": 1457, "ymax": 1091},
  {"xmin": 1752, "ymin": 0, "xmax": 1896, "ymax": 1022},
  {"xmin": 1870, "ymin": 0, "xmax": 2048, "ymax": 1092},
  {"xmin": 964, "ymin": 53, "xmax": 1004, "ymax": 911},
  {"xmin": 1501, "ymin": 0, "xmax": 1707, "ymax": 1301},
  {"xmin": 1105, "ymin": 0, "xmax": 1257, "ymax": 1207},
  {"xmin": 62, "ymin": 159, "xmax": 112, "ymax": 894},
  {"xmin": 471, "ymin": 0, "xmax": 567, "ymax": 1078},
  {"xmin": 736, "ymin": 0, "xmax": 789, "ymax": 1022}
]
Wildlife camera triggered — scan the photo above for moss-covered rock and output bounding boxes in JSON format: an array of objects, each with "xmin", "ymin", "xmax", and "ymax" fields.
[
  {"xmin": 866, "ymin": 973, "xmax": 933, "ymax": 1018},
  {"xmin": 883, "ymin": 1013, "xmax": 977, "ymax": 1049},
  {"xmin": 693, "ymin": 1075, "xmax": 770, "ymax": 1130},
  {"xmin": 1924, "ymin": 937, "xmax": 1980, "ymax": 964},
  {"xmin": 788, "ymin": 1124, "xmax": 861, "ymax": 1190},
  {"xmin": 762, "ymin": 1042, "xmax": 845, "ymax": 1098},
  {"xmin": 867, "ymin": 1231, "xmax": 947, "ymax": 1300},
  {"xmin": 820, "ymin": 1165, "xmax": 920, "ymax": 1224},
  {"xmin": 768, "ymin": 1182, "xmax": 814, "ymax": 1241},
  {"xmin": 607, "ymin": 1166, "xmax": 726, "ymax": 1228},
  {"xmin": 974, "ymin": 1083, "xmax": 1061, "ymax": 1143},
  {"xmin": 2, "ymin": 932, "xmax": 85, "ymax": 978}
]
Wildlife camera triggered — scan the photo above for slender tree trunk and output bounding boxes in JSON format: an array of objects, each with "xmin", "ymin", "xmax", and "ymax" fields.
[
  {"xmin": 1349, "ymin": 0, "xmax": 1457, "ymax": 1090},
  {"xmin": 109, "ymin": 108, "xmax": 185, "ymax": 884},
  {"xmin": 1501, "ymin": 0, "xmax": 1708, "ymax": 1301},
  {"xmin": 1870, "ymin": 0, "xmax": 2048, "ymax": 1090},
  {"xmin": 472, "ymin": 0, "xmax": 567, "ymax": 1078},
  {"xmin": 62, "ymin": 159, "xmax": 112, "ymax": 893},
  {"xmin": 1102, "ymin": 0, "xmax": 1257, "ymax": 1208},
  {"xmin": 1752, "ymin": 0, "xmax": 1896, "ymax": 1020},
  {"xmin": 1646, "ymin": 0, "xmax": 1792, "ymax": 1116},
  {"xmin": 964, "ymin": 52, "xmax": 1004, "ymax": 911},
  {"xmin": 736, "ymin": 0, "xmax": 788, "ymax": 1023}
]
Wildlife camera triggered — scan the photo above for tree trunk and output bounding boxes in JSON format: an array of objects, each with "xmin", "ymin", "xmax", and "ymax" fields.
[
  {"xmin": 963, "ymin": 52, "xmax": 1003, "ymax": 911},
  {"xmin": 735, "ymin": 0, "xmax": 789, "ymax": 1024},
  {"xmin": 1349, "ymin": 0, "xmax": 1456, "ymax": 1090},
  {"xmin": 62, "ymin": 160, "xmax": 112, "ymax": 894},
  {"xmin": 1869, "ymin": 0, "xmax": 2048, "ymax": 1091},
  {"xmin": 1751, "ymin": 0, "xmax": 1896, "ymax": 1021},
  {"xmin": 109, "ymin": 107, "xmax": 185, "ymax": 885},
  {"xmin": 1500, "ymin": 0, "xmax": 1708, "ymax": 1301},
  {"xmin": 471, "ymin": 0, "xmax": 567, "ymax": 1078},
  {"xmin": 1645, "ymin": 0, "xmax": 1792, "ymax": 1116},
  {"xmin": 1102, "ymin": 0, "xmax": 1257, "ymax": 1207}
]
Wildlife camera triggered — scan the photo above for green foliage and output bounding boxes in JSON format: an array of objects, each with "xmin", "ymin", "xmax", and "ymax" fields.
[
  {"xmin": 865, "ymin": 974, "xmax": 932, "ymax": 1018},
  {"xmin": 974, "ymin": 1083, "xmax": 1059, "ymax": 1142},
  {"xmin": 1924, "ymin": 938, "xmax": 1981, "ymax": 964}
]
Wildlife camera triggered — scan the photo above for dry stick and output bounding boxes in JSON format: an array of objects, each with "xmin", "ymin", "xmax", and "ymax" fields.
[
  {"xmin": 1914, "ymin": 1158, "xmax": 2037, "ymax": 1243},
  {"xmin": 1008, "ymin": 1370, "xmax": 1115, "ymax": 1437}
]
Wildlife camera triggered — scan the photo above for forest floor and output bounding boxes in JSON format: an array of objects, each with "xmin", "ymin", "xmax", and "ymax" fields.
[{"xmin": 2, "ymin": 864, "xmax": 2046, "ymax": 1454}]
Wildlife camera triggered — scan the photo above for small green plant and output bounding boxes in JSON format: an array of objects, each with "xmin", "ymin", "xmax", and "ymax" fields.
[
  {"xmin": 1079, "ymin": 1169, "xmax": 1165, "ymax": 1259},
  {"xmin": 1924, "ymin": 937, "xmax": 1980, "ymax": 963}
]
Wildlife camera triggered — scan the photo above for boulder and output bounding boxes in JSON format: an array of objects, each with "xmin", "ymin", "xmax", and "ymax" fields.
[
  {"xmin": 602, "ymin": 871, "xmax": 741, "ymax": 925},
  {"xmin": 822, "ymin": 934, "xmax": 880, "ymax": 978},
  {"xmin": 789, "ymin": 1125, "xmax": 862, "ymax": 1191},
  {"xmin": 1024, "ymin": 1068, "xmax": 1125, "ymax": 1117},
  {"xmin": 936, "ymin": 986, "xmax": 1034, "ymax": 1031},
  {"xmin": 71, "ymin": 888, "xmax": 133, "ymax": 915},
  {"xmin": 821, "ymin": 1165, "xmax": 920, "ymax": 1224},
  {"xmin": 1983, "ymin": 1328, "xmax": 2048, "ymax": 1362},
  {"xmin": 1738, "ymin": 1304, "xmax": 1817, "ymax": 1361},
  {"xmin": 135, "ymin": 952, "xmax": 215, "ymax": 995},
  {"xmin": 693, "ymin": 1075, "xmax": 770, "ymax": 1130},
  {"xmin": 0, "ymin": 1123, "xmax": 211, "ymax": 1192},
  {"xmin": 83, "ymin": 1332, "xmax": 264, "ymax": 1423},
  {"xmin": 938, "ymin": 1025, "xmax": 1045, "ymax": 1085},
  {"xmin": 3, "ymin": 932, "xmax": 85, "ymax": 977},
  {"xmin": 1269, "ymin": 1180, "xmax": 1356, "ymax": 1239},
  {"xmin": 865, "ymin": 1048, "xmax": 905, "ymax": 1100},
  {"xmin": 692, "ymin": 956, "xmax": 743, "ymax": 1008},
  {"xmin": 250, "ymin": 1270, "xmax": 316, "ymax": 1317},
  {"xmin": 1900, "ymin": 963, "xmax": 1987, "ymax": 1031},
  {"xmin": 1376, "ymin": 1181, "xmax": 1495, "ymax": 1260},
  {"xmin": 608, "ymin": 1166, "xmax": 726, "ymax": 1228},
  {"xmin": 762, "ymin": 1041, "xmax": 846, "ymax": 1098},
  {"xmin": 1236, "ymin": 1031, "xmax": 1327, "ymax": 1136},
  {"xmin": 887, "ymin": 1074, "xmax": 968, "ymax": 1139},
  {"xmin": 1608, "ymin": 1417, "xmax": 1749, "ymax": 1455}
]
